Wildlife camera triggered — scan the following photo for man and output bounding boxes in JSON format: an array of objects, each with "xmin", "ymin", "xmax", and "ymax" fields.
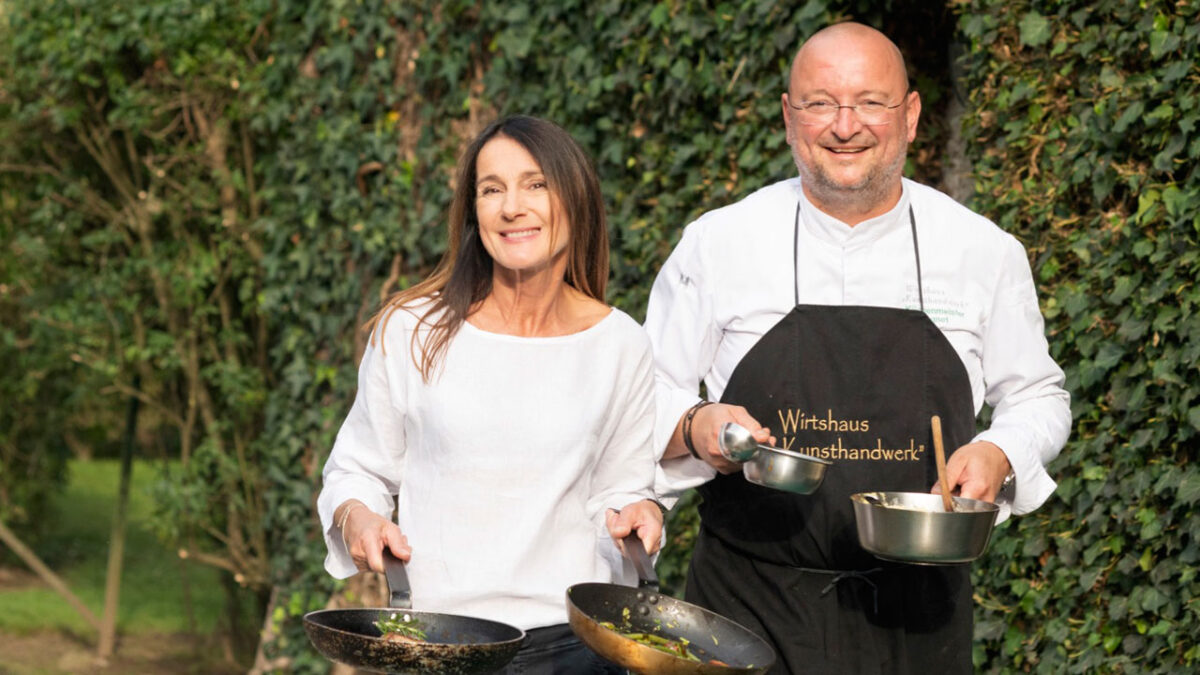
[{"xmin": 645, "ymin": 22, "xmax": 1071, "ymax": 674}]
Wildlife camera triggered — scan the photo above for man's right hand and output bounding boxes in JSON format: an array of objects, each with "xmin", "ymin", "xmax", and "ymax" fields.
[{"xmin": 678, "ymin": 402, "xmax": 775, "ymax": 474}]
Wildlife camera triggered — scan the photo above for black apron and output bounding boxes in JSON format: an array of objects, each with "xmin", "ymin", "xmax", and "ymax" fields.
[{"xmin": 686, "ymin": 204, "xmax": 976, "ymax": 674}]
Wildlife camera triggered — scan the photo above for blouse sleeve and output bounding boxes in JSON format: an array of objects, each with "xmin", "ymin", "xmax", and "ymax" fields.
[
  {"xmin": 316, "ymin": 324, "xmax": 409, "ymax": 579},
  {"xmin": 587, "ymin": 324, "xmax": 658, "ymax": 584},
  {"xmin": 586, "ymin": 325, "xmax": 658, "ymax": 525},
  {"xmin": 974, "ymin": 238, "xmax": 1072, "ymax": 517}
]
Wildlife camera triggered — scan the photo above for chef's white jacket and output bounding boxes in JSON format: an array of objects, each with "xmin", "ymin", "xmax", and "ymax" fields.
[{"xmin": 646, "ymin": 177, "xmax": 1071, "ymax": 521}]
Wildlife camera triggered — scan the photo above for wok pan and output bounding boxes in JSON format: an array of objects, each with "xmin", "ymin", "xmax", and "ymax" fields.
[
  {"xmin": 304, "ymin": 550, "xmax": 525, "ymax": 674},
  {"xmin": 567, "ymin": 535, "xmax": 776, "ymax": 674}
]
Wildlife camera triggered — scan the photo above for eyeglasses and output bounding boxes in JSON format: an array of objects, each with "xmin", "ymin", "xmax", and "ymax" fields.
[{"xmin": 786, "ymin": 94, "xmax": 907, "ymax": 126}]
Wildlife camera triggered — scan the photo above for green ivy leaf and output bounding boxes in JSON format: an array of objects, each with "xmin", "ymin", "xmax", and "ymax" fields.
[
  {"xmin": 649, "ymin": 3, "xmax": 669, "ymax": 29},
  {"xmin": 1018, "ymin": 12, "xmax": 1052, "ymax": 48},
  {"xmin": 1162, "ymin": 185, "xmax": 1186, "ymax": 218},
  {"xmin": 1180, "ymin": 471, "xmax": 1200, "ymax": 505},
  {"xmin": 1099, "ymin": 66, "xmax": 1124, "ymax": 90}
]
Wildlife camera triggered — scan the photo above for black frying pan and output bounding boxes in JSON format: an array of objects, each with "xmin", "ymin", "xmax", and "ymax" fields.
[
  {"xmin": 304, "ymin": 550, "xmax": 525, "ymax": 674},
  {"xmin": 566, "ymin": 536, "xmax": 776, "ymax": 674}
]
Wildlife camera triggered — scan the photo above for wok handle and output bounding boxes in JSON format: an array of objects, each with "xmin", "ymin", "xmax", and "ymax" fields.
[
  {"xmin": 383, "ymin": 548, "xmax": 413, "ymax": 609},
  {"xmin": 623, "ymin": 534, "xmax": 660, "ymax": 591}
]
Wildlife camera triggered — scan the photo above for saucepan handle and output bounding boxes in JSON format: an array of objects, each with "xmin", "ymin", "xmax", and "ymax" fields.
[
  {"xmin": 718, "ymin": 422, "xmax": 759, "ymax": 463},
  {"xmin": 623, "ymin": 533, "xmax": 660, "ymax": 591},
  {"xmin": 383, "ymin": 547, "xmax": 413, "ymax": 609}
]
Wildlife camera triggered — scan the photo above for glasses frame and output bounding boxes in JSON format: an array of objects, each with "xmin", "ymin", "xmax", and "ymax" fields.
[{"xmin": 785, "ymin": 91, "xmax": 911, "ymax": 126}]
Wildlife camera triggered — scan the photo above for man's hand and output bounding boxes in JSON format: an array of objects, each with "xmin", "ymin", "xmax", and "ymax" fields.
[
  {"xmin": 605, "ymin": 500, "xmax": 664, "ymax": 555},
  {"xmin": 337, "ymin": 499, "xmax": 412, "ymax": 573},
  {"xmin": 669, "ymin": 402, "xmax": 775, "ymax": 474},
  {"xmin": 934, "ymin": 441, "xmax": 1011, "ymax": 503}
]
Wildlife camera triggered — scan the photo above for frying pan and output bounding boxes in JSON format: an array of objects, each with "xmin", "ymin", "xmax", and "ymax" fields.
[
  {"xmin": 566, "ymin": 535, "xmax": 776, "ymax": 674},
  {"xmin": 304, "ymin": 550, "xmax": 525, "ymax": 674}
]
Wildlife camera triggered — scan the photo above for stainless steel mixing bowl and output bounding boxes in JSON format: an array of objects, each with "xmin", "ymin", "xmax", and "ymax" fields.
[{"xmin": 850, "ymin": 491, "xmax": 1000, "ymax": 564}]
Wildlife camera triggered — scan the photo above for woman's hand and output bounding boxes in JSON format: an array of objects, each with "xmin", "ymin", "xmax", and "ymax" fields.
[
  {"xmin": 336, "ymin": 499, "xmax": 412, "ymax": 573},
  {"xmin": 605, "ymin": 499, "xmax": 665, "ymax": 556}
]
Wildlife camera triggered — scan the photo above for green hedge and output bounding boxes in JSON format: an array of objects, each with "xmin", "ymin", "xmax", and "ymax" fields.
[
  {"xmin": 959, "ymin": 1, "xmax": 1200, "ymax": 671},
  {"xmin": 0, "ymin": 0, "xmax": 277, "ymax": 614}
]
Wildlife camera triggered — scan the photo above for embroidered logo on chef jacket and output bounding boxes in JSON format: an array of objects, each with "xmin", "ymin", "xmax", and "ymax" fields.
[
  {"xmin": 774, "ymin": 406, "xmax": 926, "ymax": 463},
  {"xmin": 903, "ymin": 283, "xmax": 969, "ymax": 327}
]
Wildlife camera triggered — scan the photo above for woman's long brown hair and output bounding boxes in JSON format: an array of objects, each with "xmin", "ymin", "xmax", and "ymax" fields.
[{"xmin": 367, "ymin": 115, "xmax": 609, "ymax": 381}]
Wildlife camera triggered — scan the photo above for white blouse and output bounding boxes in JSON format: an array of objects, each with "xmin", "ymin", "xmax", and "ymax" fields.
[
  {"xmin": 646, "ymin": 177, "xmax": 1071, "ymax": 521},
  {"xmin": 318, "ymin": 305, "xmax": 657, "ymax": 630}
]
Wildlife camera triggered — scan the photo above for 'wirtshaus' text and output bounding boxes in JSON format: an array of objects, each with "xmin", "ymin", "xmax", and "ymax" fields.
[{"xmin": 777, "ymin": 408, "xmax": 870, "ymax": 434}]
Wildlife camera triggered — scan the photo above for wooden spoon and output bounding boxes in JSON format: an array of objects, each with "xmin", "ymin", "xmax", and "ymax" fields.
[{"xmin": 931, "ymin": 415, "xmax": 954, "ymax": 512}]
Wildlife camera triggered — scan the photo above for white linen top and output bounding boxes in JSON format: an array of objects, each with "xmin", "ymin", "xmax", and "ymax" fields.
[
  {"xmin": 646, "ymin": 177, "xmax": 1071, "ymax": 521},
  {"xmin": 318, "ymin": 304, "xmax": 657, "ymax": 630}
]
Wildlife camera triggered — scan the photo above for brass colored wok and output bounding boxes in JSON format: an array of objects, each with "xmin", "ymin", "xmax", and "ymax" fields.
[{"xmin": 567, "ymin": 535, "xmax": 775, "ymax": 674}]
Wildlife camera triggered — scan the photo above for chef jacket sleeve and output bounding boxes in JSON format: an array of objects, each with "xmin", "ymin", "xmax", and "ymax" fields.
[
  {"xmin": 644, "ymin": 223, "xmax": 723, "ymax": 505},
  {"xmin": 317, "ymin": 323, "xmax": 408, "ymax": 579},
  {"xmin": 973, "ymin": 238, "xmax": 1071, "ymax": 517}
]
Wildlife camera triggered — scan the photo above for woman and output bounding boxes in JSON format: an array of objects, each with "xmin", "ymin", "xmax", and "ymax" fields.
[{"xmin": 317, "ymin": 115, "xmax": 662, "ymax": 674}]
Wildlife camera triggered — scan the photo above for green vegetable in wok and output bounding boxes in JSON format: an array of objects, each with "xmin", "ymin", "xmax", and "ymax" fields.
[
  {"xmin": 598, "ymin": 621, "xmax": 702, "ymax": 662},
  {"xmin": 374, "ymin": 612, "xmax": 428, "ymax": 642}
]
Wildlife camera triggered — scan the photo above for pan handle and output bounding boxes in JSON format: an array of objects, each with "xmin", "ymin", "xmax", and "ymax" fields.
[
  {"xmin": 383, "ymin": 548, "xmax": 413, "ymax": 609},
  {"xmin": 622, "ymin": 534, "xmax": 660, "ymax": 591}
]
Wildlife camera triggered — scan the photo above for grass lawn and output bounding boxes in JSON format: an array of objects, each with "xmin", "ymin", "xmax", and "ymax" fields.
[{"xmin": 0, "ymin": 459, "xmax": 232, "ymax": 637}]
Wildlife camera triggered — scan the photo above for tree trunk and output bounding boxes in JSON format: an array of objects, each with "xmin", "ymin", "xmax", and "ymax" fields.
[
  {"xmin": 98, "ymin": 378, "xmax": 141, "ymax": 658},
  {"xmin": 248, "ymin": 586, "xmax": 292, "ymax": 675}
]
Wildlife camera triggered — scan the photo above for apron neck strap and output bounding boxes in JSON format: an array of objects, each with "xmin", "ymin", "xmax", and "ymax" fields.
[
  {"xmin": 793, "ymin": 202, "xmax": 801, "ymax": 306},
  {"xmin": 908, "ymin": 204, "xmax": 924, "ymax": 312},
  {"xmin": 791, "ymin": 200, "xmax": 925, "ymax": 311}
]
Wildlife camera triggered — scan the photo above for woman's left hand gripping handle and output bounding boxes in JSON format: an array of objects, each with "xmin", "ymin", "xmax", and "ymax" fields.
[{"xmin": 338, "ymin": 499, "xmax": 413, "ymax": 573}]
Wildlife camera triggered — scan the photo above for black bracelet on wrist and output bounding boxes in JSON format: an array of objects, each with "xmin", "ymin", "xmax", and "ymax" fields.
[{"xmin": 682, "ymin": 400, "xmax": 713, "ymax": 460}]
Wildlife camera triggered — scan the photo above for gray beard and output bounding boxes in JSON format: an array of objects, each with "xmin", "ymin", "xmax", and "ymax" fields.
[{"xmin": 793, "ymin": 146, "xmax": 908, "ymax": 216}]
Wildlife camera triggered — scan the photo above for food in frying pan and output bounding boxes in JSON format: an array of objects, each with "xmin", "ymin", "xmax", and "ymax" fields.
[
  {"xmin": 598, "ymin": 621, "xmax": 732, "ymax": 665},
  {"xmin": 374, "ymin": 612, "xmax": 428, "ymax": 643},
  {"xmin": 599, "ymin": 621, "xmax": 701, "ymax": 661}
]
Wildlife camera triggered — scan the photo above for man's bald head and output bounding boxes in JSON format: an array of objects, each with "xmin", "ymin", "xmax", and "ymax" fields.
[
  {"xmin": 788, "ymin": 22, "xmax": 909, "ymax": 96},
  {"xmin": 780, "ymin": 22, "xmax": 921, "ymax": 224}
]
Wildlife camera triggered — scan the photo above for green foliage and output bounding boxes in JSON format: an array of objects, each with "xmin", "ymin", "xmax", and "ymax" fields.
[
  {"xmin": 958, "ymin": 0, "xmax": 1200, "ymax": 671},
  {"xmin": 1, "ymin": 0, "xmax": 275, "ymax": 598},
  {"xmin": 0, "ymin": 198, "xmax": 73, "ymax": 536}
]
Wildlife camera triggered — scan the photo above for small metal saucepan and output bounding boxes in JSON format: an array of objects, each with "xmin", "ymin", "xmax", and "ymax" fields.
[
  {"xmin": 304, "ymin": 550, "xmax": 525, "ymax": 674},
  {"xmin": 719, "ymin": 422, "xmax": 831, "ymax": 494},
  {"xmin": 566, "ymin": 535, "xmax": 776, "ymax": 674},
  {"xmin": 851, "ymin": 491, "xmax": 1000, "ymax": 565}
]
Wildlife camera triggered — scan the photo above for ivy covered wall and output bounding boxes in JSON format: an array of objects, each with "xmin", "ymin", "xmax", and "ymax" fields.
[{"xmin": 959, "ymin": 1, "xmax": 1199, "ymax": 671}]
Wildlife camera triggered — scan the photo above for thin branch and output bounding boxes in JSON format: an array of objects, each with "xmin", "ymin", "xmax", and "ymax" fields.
[
  {"xmin": 99, "ymin": 382, "xmax": 185, "ymax": 427},
  {"xmin": 239, "ymin": 118, "xmax": 259, "ymax": 221},
  {"xmin": 0, "ymin": 162, "xmax": 60, "ymax": 176},
  {"xmin": 177, "ymin": 547, "xmax": 238, "ymax": 574},
  {"xmin": 123, "ymin": 129, "xmax": 143, "ymax": 193},
  {"xmin": 0, "ymin": 519, "xmax": 102, "ymax": 631}
]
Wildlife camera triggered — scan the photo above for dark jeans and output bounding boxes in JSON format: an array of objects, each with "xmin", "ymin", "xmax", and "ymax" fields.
[{"xmin": 490, "ymin": 623, "xmax": 623, "ymax": 674}]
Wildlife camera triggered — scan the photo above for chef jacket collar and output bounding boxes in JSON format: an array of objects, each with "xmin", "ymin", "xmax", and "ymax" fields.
[{"xmin": 796, "ymin": 180, "xmax": 912, "ymax": 249}]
